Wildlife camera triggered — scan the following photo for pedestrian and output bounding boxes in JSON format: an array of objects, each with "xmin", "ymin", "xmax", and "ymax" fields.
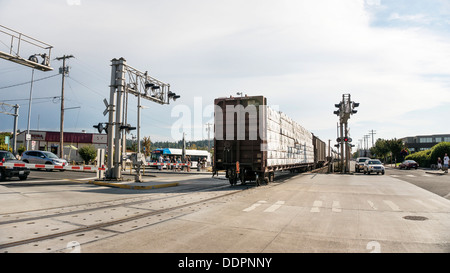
[
  {"xmin": 437, "ymin": 157, "xmax": 442, "ymax": 170},
  {"xmin": 197, "ymin": 158, "xmax": 201, "ymax": 172},
  {"xmin": 187, "ymin": 156, "xmax": 191, "ymax": 172},
  {"xmin": 158, "ymin": 154, "xmax": 163, "ymax": 171},
  {"xmin": 170, "ymin": 156, "xmax": 175, "ymax": 171},
  {"xmin": 176, "ymin": 157, "xmax": 181, "ymax": 172},
  {"xmin": 443, "ymin": 153, "xmax": 449, "ymax": 173}
]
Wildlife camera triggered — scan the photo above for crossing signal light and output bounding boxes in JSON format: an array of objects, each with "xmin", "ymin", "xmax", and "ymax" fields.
[
  {"xmin": 334, "ymin": 102, "xmax": 342, "ymax": 116},
  {"xmin": 93, "ymin": 122, "xmax": 108, "ymax": 134},
  {"xmin": 343, "ymin": 137, "xmax": 352, "ymax": 143}
]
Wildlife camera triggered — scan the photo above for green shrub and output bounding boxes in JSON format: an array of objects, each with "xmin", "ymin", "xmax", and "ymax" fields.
[
  {"xmin": 430, "ymin": 142, "xmax": 450, "ymax": 166},
  {"xmin": 405, "ymin": 149, "xmax": 431, "ymax": 167},
  {"xmin": 405, "ymin": 142, "xmax": 450, "ymax": 168},
  {"xmin": 78, "ymin": 145, "xmax": 97, "ymax": 164}
]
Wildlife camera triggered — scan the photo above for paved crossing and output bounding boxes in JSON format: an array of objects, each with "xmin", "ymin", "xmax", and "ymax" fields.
[{"xmin": 242, "ymin": 197, "xmax": 445, "ymax": 214}]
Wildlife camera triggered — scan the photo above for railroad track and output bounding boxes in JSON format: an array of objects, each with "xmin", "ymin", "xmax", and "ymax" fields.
[
  {"xmin": 0, "ymin": 170, "xmax": 302, "ymax": 252},
  {"xmin": 0, "ymin": 183, "xmax": 250, "ymax": 252}
]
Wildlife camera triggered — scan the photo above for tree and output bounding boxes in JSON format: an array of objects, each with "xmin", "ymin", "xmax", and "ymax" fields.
[
  {"xmin": 386, "ymin": 138, "xmax": 405, "ymax": 164},
  {"xmin": 142, "ymin": 136, "xmax": 152, "ymax": 157},
  {"xmin": 370, "ymin": 138, "xmax": 390, "ymax": 162},
  {"xmin": 78, "ymin": 145, "xmax": 97, "ymax": 164}
]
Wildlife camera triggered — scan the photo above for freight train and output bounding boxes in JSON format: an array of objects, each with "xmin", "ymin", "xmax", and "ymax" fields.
[{"xmin": 213, "ymin": 95, "xmax": 329, "ymax": 186}]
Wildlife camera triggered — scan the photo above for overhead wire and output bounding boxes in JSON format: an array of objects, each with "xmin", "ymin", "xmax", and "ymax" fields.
[{"xmin": 0, "ymin": 73, "xmax": 59, "ymax": 90}]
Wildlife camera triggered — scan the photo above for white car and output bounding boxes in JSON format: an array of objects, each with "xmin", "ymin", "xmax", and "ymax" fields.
[
  {"xmin": 22, "ymin": 150, "xmax": 68, "ymax": 171},
  {"xmin": 363, "ymin": 159, "xmax": 385, "ymax": 175},
  {"xmin": 355, "ymin": 157, "xmax": 371, "ymax": 173}
]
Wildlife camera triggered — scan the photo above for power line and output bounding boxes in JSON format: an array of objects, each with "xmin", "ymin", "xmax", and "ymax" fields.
[{"xmin": 0, "ymin": 73, "xmax": 59, "ymax": 90}]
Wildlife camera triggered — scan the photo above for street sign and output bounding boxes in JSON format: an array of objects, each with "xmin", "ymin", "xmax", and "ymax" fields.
[{"xmin": 103, "ymin": 98, "xmax": 109, "ymax": 116}]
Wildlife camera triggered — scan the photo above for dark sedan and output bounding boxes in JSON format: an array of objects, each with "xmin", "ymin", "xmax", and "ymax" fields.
[
  {"xmin": 399, "ymin": 160, "xmax": 419, "ymax": 170},
  {"xmin": 0, "ymin": 150, "xmax": 30, "ymax": 181}
]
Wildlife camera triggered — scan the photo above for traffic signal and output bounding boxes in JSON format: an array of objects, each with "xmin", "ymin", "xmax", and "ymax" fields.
[
  {"xmin": 93, "ymin": 122, "xmax": 108, "ymax": 134},
  {"xmin": 351, "ymin": 102, "xmax": 359, "ymax": 114},
  {"xmin": 343, "ymin": 137, "xmax": 352, "ymax": 143},
  {"xmin": 120, "ymin": 124, "xmax": 136, "ymax": 133},
  {"xmin": 334, "ymin": 102, "xmax": 342, "ymax": 116}
]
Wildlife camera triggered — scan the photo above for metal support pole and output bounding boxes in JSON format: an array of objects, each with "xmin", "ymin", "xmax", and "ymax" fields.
[
  {"xmin": 340, "ymin": 122, "xmax": 344, "ymax": 174},
  {"xmin": 26, "ymin": 69, "xmax": 34, "ymax": 151},
  {"xmin": 137, "ymin": 93, "xmax": 141, "ymax": 153},
  {"xmin": 106, "ymin": 59, "xmax": 117, "ymax": 178},
  {"xmin": 344, "ymin": 121, "xmax": 348, "ymax": 173},
  {"xmin": 12, "ymin": 104, "xmax": 19, "ymax": 155},
  {"xmin": 113, "ymin": 58, "xmax": 126, "ymax": 180}
]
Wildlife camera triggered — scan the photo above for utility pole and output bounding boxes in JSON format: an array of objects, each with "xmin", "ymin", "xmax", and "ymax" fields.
[
  {"xmin": 205, "ymin": 122, "xmax": 212, "ymax": 152},
  {"xmin": 368, "ymin": 129, "xmax": 377, "ymax": 148},
  {"xmin": 56, "ymin": 55, "xmax": 74, "ymax": 159}
]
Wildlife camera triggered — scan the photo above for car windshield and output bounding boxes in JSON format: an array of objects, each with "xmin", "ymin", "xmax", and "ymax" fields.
[
  {"xmin": 42, "ymin": 151, "xmax": 59, "ymax": 159},
  {"xmin": 358, "ymin": 158, "xmax": 369, "ymax": 162},
  {"xmin": 0, "ymin": 151, "xmax": 16, "ymax": 161},
  {"xmin": 368, "ymin": 160, "xmax": 381, "ymax": 165}
]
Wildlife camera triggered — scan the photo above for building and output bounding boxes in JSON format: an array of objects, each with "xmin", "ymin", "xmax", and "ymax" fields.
[
  {"xmin": 16, "ymin": 130, "xmax": 107, "ymax": 163},
  {"xmin": 401, "ymin": 134, "xmax": 450, "ymax": 153}
]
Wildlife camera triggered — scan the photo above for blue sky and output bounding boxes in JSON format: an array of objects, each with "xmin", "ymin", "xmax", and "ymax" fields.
[{"xmin": 0, "ymin": 0, "xmax": 449, "ymax": 147}]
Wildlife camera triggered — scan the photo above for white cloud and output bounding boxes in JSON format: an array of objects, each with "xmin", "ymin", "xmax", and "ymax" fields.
[{"xmin": 1, "ymin": 0, "xmax": 449, "ymax": 143}]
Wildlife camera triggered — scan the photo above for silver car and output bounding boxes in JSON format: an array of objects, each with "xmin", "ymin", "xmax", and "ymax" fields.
[
  {"xmin": 363, "ymin": 159, "xmax": 385, "ymax": 175},
  {"xmin": 355, "ymin": 157, "xmax": 371, "ymax": 173},
  {"xmin": 22, "ymin": 150, "xmax": 68, "ymax": 171}
]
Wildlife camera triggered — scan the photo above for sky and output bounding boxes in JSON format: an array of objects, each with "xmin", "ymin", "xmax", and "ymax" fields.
[{"xmin": 0, "ymin": 0, "xmax": 449, "ymax": 148}]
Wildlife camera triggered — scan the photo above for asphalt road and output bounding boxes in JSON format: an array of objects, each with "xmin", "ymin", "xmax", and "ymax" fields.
[
  {"xmin": 1, "ymin": 167, "xmax": 449, "ymax": 253},
  {"xmin": 378, "ymin": 167, "xmax": 449, "ymax": 200}
]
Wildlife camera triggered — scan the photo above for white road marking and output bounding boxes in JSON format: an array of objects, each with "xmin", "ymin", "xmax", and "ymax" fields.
[
  {"xmin": 264, "ymin": 201, "xmax": 285, "ymax": 212},
  {"xmin": 243, "ymin": 200, "xmax": 267, "ymax": 212},
  {"xmin": 406, "ymin": 174, "xmax": 416, "ymax": 178},
  {"xmin": 310, "ymin": 200, "xmax": 322, "ymax": 213},
  {"xmin": 332, "ymin": 201, "xmax": 342, "ymax": 212},
  {"xmin": 367, "ymin": 200, "xmax": 377, "ymax": 210},
  {"xmin": 414, "ymin": 199, "xmax": 436, "ymax": 210},
  {"xmin": 383, "ymin": 200, "xmax": 401, "ymax": 211},
  {"xmin": 390, "ymin": 175, "xmax": 399, "ymax": 178}
]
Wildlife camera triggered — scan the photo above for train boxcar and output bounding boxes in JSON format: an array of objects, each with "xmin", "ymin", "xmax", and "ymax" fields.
[{"xmin": 213, "ymin": 95, "xmax": 327, "ymax": 185}]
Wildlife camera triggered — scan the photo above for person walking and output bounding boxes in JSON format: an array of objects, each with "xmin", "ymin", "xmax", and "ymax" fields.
[
  {"xmin": 158, "ymin": 154, "xmax": 163, "ymax": 171},
  {"xmin": 443, "ymin": 153, "xmax": 449, "ymax": 173},
  {"xmin": 437, "ymin": 157, "xmax": 442, "ymax": 170},
  {"xmin": 187, "ymin": 156, "xmax": 191, "ymax": 172}
]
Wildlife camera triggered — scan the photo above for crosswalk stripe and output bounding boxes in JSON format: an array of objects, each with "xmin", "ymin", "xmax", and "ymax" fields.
[
  {"xmin": 367, "ymin": 200, "xmax": 377, "ymax": 210},
  {"xmin": 310, "ymin": 200, "xmax": 322, "ymax": 213},
  {"xmin": 264, "ymin": 201, "xmax": 285, "ymax": 212},
  {"xmin": 383, "ymin": 200, "xmax": 401, "ymax": 211},
  {"xmin": 332, "ymin": 201, "xmax": 342, "ymax": 212},
  {"xmin": 243, "ymin": 200, "xmax": 267, "ymax": 212}
]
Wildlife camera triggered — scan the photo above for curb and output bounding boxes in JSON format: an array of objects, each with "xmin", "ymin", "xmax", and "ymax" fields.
[
  {"xmin": 425, "ymin": 171, "xmax": 447, "ymax": 176},
  {"xmin": 87, "ymin": 181, "xmax": 179, "ymax": 190}
]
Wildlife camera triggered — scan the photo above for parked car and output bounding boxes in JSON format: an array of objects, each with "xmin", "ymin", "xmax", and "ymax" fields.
[
  {"xmin": 355, "ymin": 157, "xmax": 371, "ymax": 173},
  {"xmin": 0, "ymin": 150, "xmax": 30, "ymax": 180},
  {"xmin": 363, "ymin": 159, "xmax": 385, "ymax": 175},
  {"xmin": 399, "ymin": 160, "xmax": 419, "ymax": 170},
  {"xmin": 22, "ymin": 150, "xmax": 68, "ymax": 171}
]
